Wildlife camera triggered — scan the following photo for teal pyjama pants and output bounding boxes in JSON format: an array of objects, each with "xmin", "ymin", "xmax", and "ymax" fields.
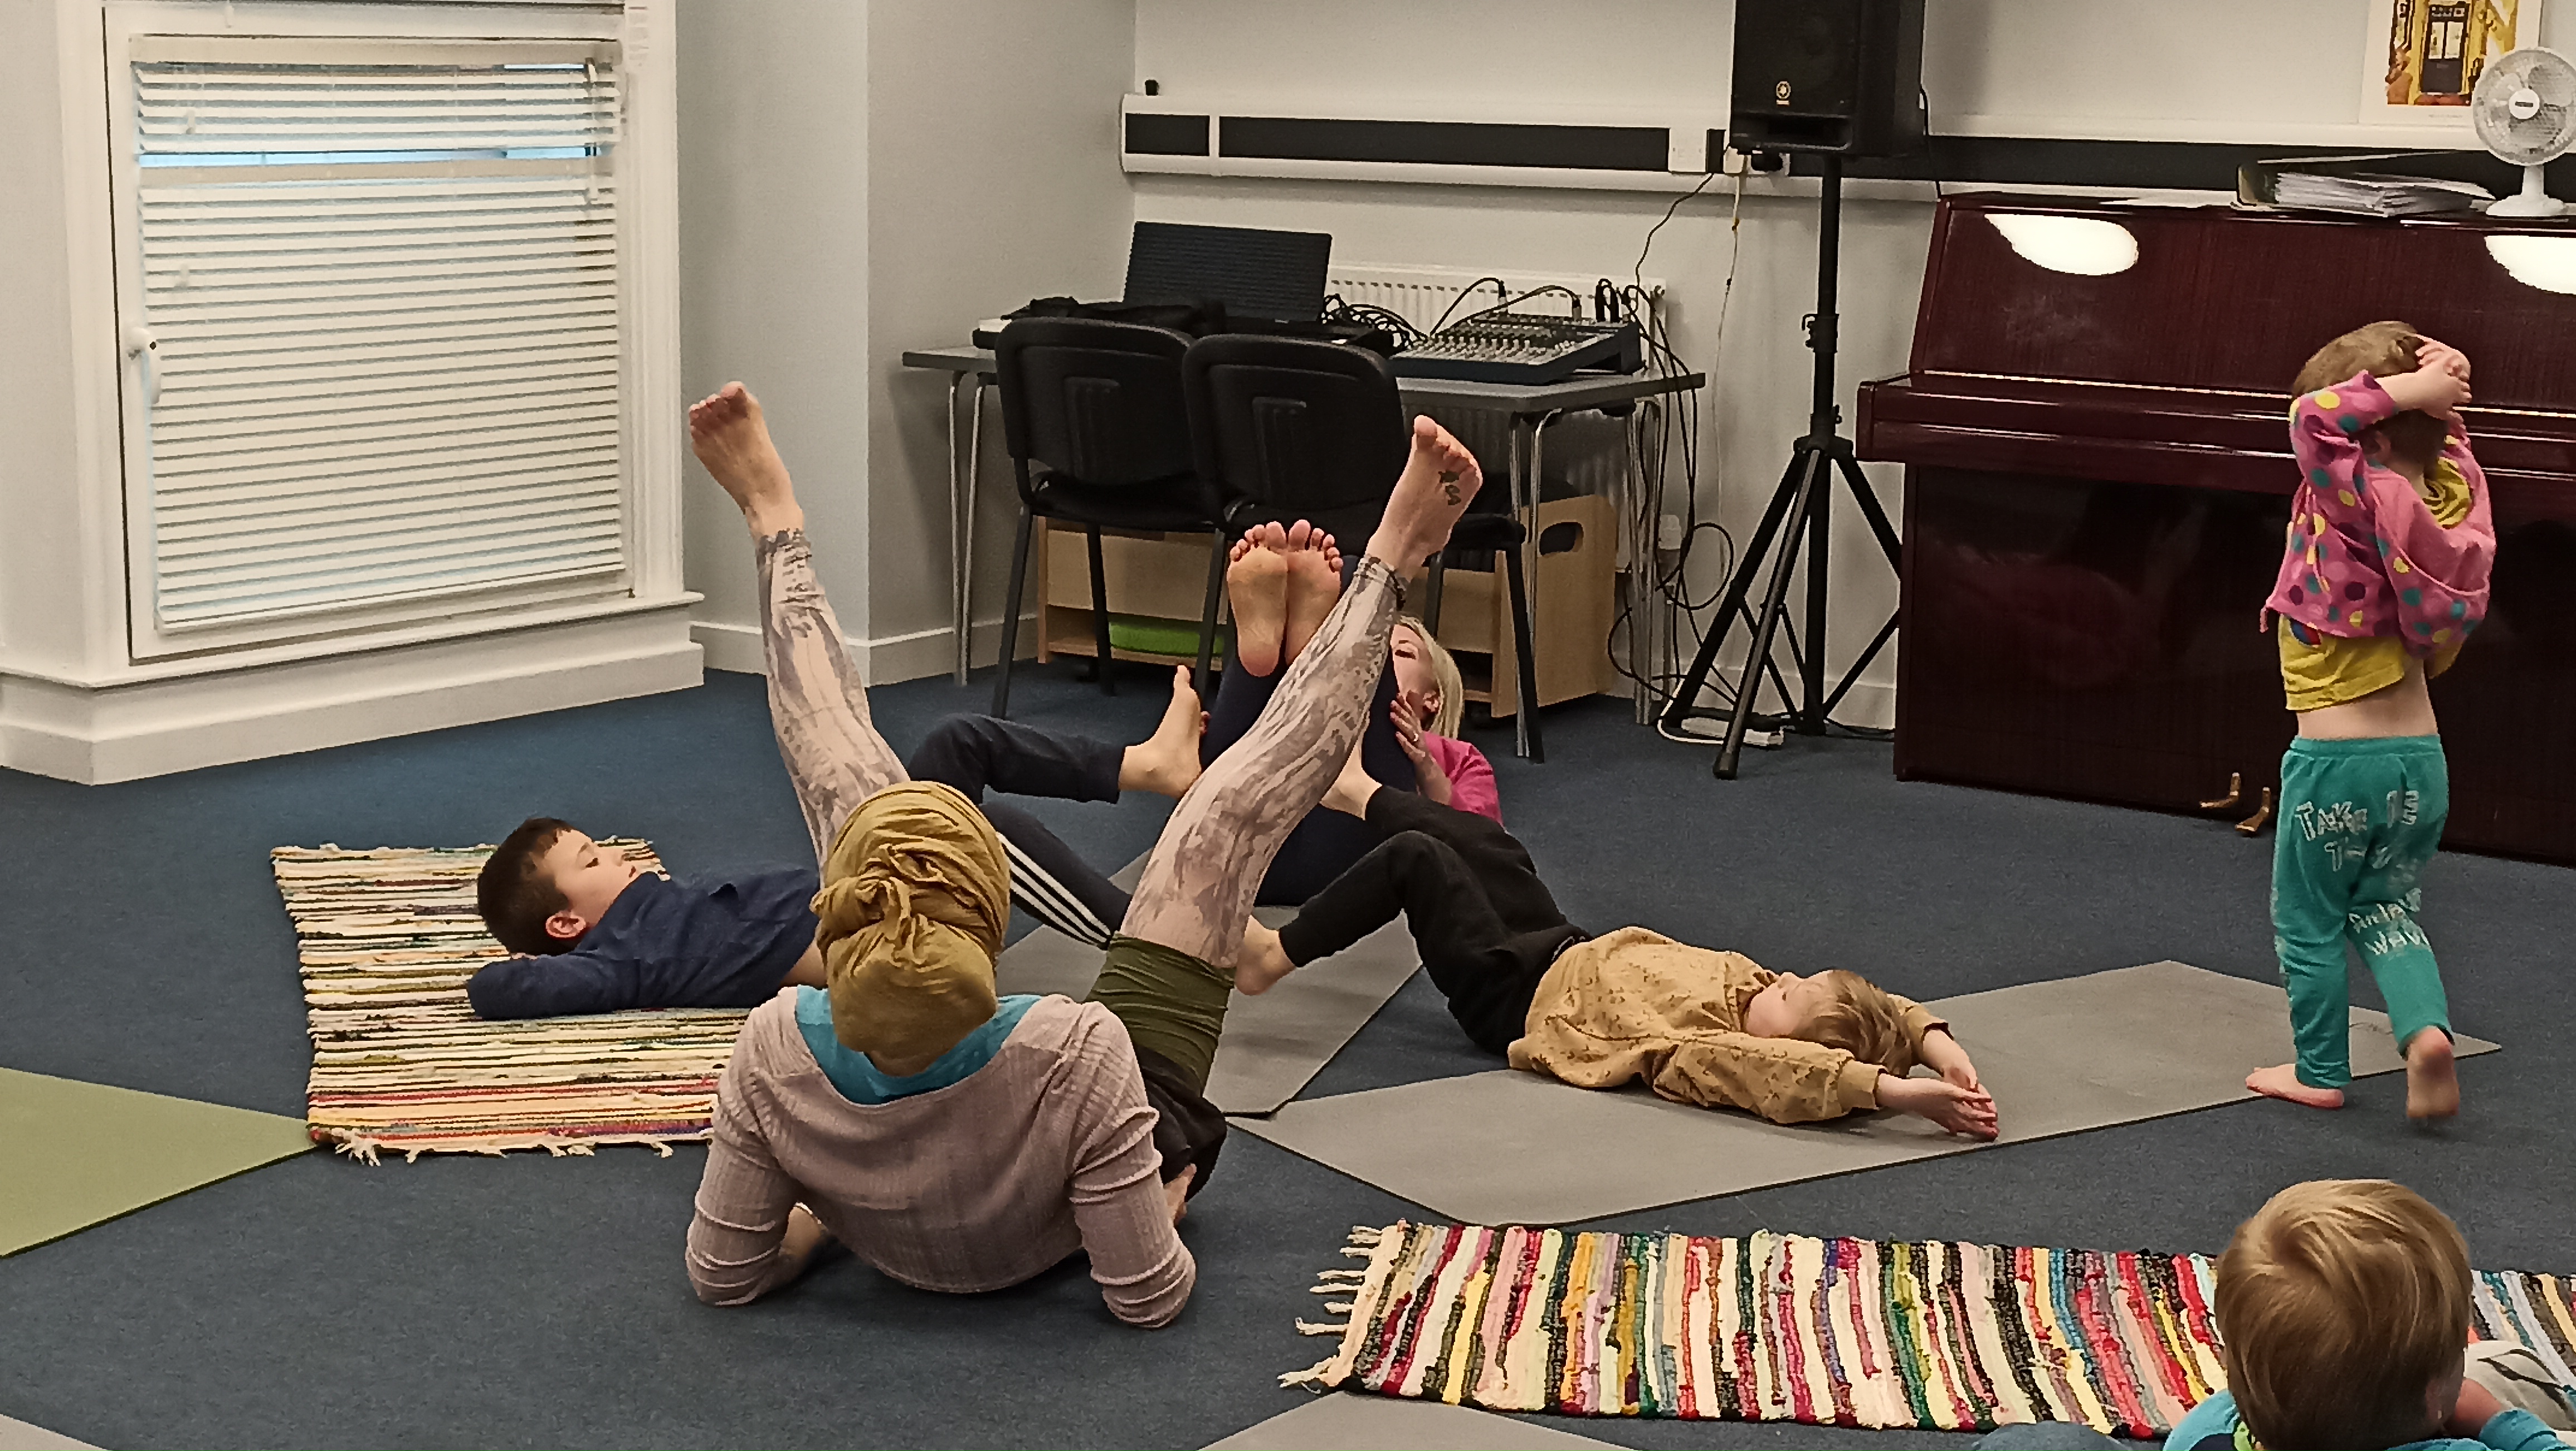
[{"xmin": 2271, "ymin": 735, "xmax": 2452, "ymax": 1089}]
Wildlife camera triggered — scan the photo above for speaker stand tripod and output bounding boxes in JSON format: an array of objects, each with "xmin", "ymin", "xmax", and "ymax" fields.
[{"xmin": 1661, "ymin": 154, "xmax": 1904, "ymax": 779}]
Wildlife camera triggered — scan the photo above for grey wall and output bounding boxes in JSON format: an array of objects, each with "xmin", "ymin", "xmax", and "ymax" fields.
[{"xmin": 677, "ymin": 0, "xmax": 875, "ymax": 663}]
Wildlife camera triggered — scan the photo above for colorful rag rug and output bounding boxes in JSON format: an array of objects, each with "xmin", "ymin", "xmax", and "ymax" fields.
[
  {"xmin": 274, "ymin": 843, "xmax": 752, "ymax": 1162},
  {"xmin": 1289, "ymin": 1221, "xmax": 2576, "ymax": 1438}
]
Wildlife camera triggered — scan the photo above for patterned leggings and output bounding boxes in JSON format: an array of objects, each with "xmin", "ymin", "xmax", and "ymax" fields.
[
  {"xmin": 755, "ymin": 529, "xmax": 908, "ymax": 868},
  {"xmin": 1120, "ymin": 556, "xmax": 1406, "ymax": 967}
]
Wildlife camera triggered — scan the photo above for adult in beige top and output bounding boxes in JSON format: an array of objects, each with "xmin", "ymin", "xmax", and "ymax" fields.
[{"xmin": 680, "ymin": 382, "xmax": 1486, "ymax": 1326}]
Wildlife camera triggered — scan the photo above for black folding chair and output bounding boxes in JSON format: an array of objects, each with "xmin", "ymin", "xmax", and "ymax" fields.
[{"xmin": 991, "ymin": 318, "xmax": 1227, "ymax": 718}]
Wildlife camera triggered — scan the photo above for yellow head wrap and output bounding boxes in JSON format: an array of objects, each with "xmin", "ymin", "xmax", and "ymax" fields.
[{"xmin": 810, "ymin": 780, "xmax": 1009, "ymax": 1065}]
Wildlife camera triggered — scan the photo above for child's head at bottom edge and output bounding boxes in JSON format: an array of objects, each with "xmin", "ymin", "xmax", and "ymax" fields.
[
  {"xmin": 2297, "ymin": 319, "xmax": 2452, "ymax": 476},
  {"xmin": 2216, "ymin": 1177, "xmax": 2473, "ymax": 1450},
  {"xmin": 474, "ymin": 816, "xmax": 641, "ymax": 954}
]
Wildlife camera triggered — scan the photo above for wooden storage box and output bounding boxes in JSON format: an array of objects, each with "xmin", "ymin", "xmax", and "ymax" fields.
[
  {"xmin": 1423, "ymin": 494, "xmax": 1617, "ymax": 718},
  {"xmin": 1035, "ymin": 522, "xmax": 1225, "ymax": 668},
  {"xmin": 1034, "ymin": 498, "xmax": 1619, "ymax": 720}
]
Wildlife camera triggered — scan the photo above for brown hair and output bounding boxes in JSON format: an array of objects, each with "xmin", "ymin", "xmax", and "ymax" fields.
[
  {"xmin": 2294, "ymin": 319, "xmax": 2448, "ymax": 474},
  {"xmin": 476, "ymin": 816, "xmax": 575, "ymax": 955},
  {"xmin": 2214, "ymin": 1179, "xmax": 2472, "ymax": 1450},
  {"xmin": 1794, "ymin": 970, "xmax": 1920, "ymax": 1077}
]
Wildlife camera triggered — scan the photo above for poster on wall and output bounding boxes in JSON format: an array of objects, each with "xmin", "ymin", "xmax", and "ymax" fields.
[{"xmin": 2362, "ymin": 0, "xmax": 2548, "ymax": 123}]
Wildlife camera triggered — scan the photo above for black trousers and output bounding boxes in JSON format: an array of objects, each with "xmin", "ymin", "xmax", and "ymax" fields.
[
  {"xmin": 1203, "ymin": 650, "xmax": 1416, "ymax": 904},
  {"xmin": 1276, "ymin": 789, "xmax": 1583, "ymax": 1056},
  {"xmin": 902, "ymin": 714, "xmax": 1133, "ymax": 947}
]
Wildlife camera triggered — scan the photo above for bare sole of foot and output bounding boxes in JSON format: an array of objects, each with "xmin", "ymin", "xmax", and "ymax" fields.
[
  {"xmin": 1236, "ymin": 920, "xmax": 1296, "ymax": 995},
  {"xmin": 1281, "ymin": 520, "xmax": 1344, "ymax": 666},
  {"xmin": 1121, "ymin": 666, "xmax": 1205, "ymax": 798},
  {"xmin": 1227, "ymin": 525, "xmax": 1290, "ymax": 678},
  {"xmin": 2406, "ymin": 1030, "xmax": 2460, "ymax": 1121},
  {"xmin": 2246, "ymin": 1062, "xmax": 2345, "ymax": 1110},
  {"xmin": 687, "ymin": 383, "xmax": 799, "ymax": 532},
  {"xmin": 1365, "ymin": 416, "xmax": 1484, "ymax": 572}
]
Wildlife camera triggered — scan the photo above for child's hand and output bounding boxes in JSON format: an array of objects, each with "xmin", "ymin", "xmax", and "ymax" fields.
[
  {"xmin": 2384, "ymin": 359, "xmax": 2471, "ymax": 416},
  {"xmin": 1918, "ymin": 1029, "xmax": 1982, "ymax": 1092},
  {"xmin": 2446, "ymin": 1374, "xmax": 2506, "ymax": 1438},
  {"xmin": 1880, "ymin": 1075, "xmax": 1999, "ymax": 1140},
  {"xmin": 1163, "ymin": 1163, "xmax": 1197, "ymax": 1225},
  {"xmin": 1393, "ymin": 692, "xmax": 1454, "ymax": 806},
  {"xmin": 2418, "ymin": 337, "xmax": 2472, "ymax": 386}
]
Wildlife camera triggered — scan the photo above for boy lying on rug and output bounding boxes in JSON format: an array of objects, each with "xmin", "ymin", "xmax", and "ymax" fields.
[
  {"xmin": 1937, "ymin": 1178, "xmax": 2573, "ymax": 1450},
  {"xmin": 677, "ymin": 380, "xmax": 1484, "ymax": 1325},
  {"xmin": 1234, "ymin": 767, "xmax": 1999, "ymax": 1138},
  {"xmin": 462, "ymin": 670, "xmax": 1209, "ymax": 1019}
]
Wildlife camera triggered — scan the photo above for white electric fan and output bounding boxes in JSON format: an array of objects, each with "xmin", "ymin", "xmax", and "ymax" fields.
[{"xmin": 2472, "ymin": 46, "xmax": 2576, "ymax": 218}]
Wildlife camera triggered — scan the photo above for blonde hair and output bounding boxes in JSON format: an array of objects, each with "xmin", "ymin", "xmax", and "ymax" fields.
[
  {"xmin": 1793, "ymin": 970, "xmax": 1919, "ymax": 1078},
  {"xmin": 2215, "ymin": 1179, "xmax": 2472, "ymax": 1450},
  {"xmin": 1396, "ymin": 616, "xmax": 1466, "ymax": 738},
  {"xmin": 2295, "ymin": 319, "xmax": 2447, "ymax": 474}
]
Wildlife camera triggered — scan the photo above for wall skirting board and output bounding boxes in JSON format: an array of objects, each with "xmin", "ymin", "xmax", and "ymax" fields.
[
  {"xmin": 693, "ymin": 615, "xmax": 1040, "ymax": 683},
  {"xmin": 0, "ymin": 603, "xmax": 703, "ymax": 785}
]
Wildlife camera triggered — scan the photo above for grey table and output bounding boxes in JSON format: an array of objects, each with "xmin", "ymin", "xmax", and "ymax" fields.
[{"xmin": 899, "ymin": 343, "xmax": 1703, "ymax": 747}]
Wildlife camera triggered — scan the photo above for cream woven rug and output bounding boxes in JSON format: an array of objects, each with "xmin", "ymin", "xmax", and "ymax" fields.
[{"xmin": 273, "ymin": 842, "xmax": 749, "ymax": 1162}]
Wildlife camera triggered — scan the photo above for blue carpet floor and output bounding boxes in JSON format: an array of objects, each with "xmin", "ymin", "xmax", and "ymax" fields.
[{"xmin": 2, "ymin": 659, "xmax": 2569, "ymax": 1449}]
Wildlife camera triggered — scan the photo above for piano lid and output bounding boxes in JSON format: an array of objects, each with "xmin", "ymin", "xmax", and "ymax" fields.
[
  {"xmin": 1903, "ymin": 194, "xmax": 2576, "ymax": 410},
  {"xmin": 1861, "ymin": 194, "xmax": 2576, "ymax": 493}
]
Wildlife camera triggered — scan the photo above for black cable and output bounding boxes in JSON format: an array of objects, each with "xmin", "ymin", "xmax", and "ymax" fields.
[
  {"xmin": 1430, "ymin": 276, "xmax": 1510, "ymax": 333},
  {"xmin": 1633, "ymin": 170, "xmax": 1720, "ymax": 295}
]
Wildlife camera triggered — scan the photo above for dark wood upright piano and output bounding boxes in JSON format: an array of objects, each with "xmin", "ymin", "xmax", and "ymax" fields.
[{"xmin": 1859, "ymin": 194, "xmax": 2576, "ymax": 864}]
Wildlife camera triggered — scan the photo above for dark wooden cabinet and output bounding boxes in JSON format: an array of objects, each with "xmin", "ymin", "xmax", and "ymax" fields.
[{"xmin": 1862, "ymin": 197, "xmax": 2576, "ymax": 864}]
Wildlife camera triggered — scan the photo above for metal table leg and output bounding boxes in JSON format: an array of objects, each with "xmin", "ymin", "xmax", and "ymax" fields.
[
  {"xmin": 957, "ymin": 379, "xmax": 985, "ymax": 684},
  {"xmin": 945, "ymin": 371, "xmax": 970, "ymax": 685}
]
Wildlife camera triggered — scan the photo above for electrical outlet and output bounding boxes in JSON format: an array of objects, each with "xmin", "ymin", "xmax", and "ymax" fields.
[{"xmin": 1657, "ymin": 514, "xmax": 1685, "ymax": 551}]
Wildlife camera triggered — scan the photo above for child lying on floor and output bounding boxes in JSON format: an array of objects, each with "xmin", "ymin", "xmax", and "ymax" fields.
[
  {"xmin": 465, "ymin": 685, "xmax": 1209, "ymax": 1019},
  {"xmin": 1235, "ymin": 763, "xmax": 1998, "ymax": 1138}
]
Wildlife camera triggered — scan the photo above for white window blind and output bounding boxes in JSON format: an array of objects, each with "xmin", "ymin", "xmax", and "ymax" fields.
[{"xmin": 123, "ymin": 40, "xmax": 628, "ymax": 640}]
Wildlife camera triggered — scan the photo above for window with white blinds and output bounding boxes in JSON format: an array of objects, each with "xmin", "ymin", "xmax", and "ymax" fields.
[{"xmin": 119, "ymin": 38, "xmax": 630, "ymax": 647}]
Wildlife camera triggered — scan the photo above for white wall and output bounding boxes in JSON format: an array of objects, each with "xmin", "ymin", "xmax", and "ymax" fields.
[
  {"xmin": 679, "ymin": 0, "xmax": 1134, "ymax": 681},
  {"xmin": 1128, "ymin": 0, "xmax": 2576, "ymax": 723},
  {"xmin": 677, "ymin": 0, "xmax": 875, "ymax": 670},
  {"xmin": 0, "ymin": 1, "xmax": 104, "ymax": 678},
  {"xmin": 866, "ymin": 0, "xmax": 1135, "ymax": 679}
]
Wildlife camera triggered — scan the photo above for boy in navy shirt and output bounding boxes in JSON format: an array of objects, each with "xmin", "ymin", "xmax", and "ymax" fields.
[{"xmin": 467, "ymin": 819, "xmax": 827, "ymax": 1019}]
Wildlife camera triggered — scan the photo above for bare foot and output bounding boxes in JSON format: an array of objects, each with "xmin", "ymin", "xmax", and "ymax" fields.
[
  {"xmin": 1320, "ymin": 737, "xmax": 1381, "ymax": 819},
  {"xmin": 1236, "ymin": 919, "xmax": 1297, "ymax": 995},
  {"xmin": 2247, "ymin": 1063, "xmax": 2345, "ymax": 1110},
  {"xmin": 1119, "ymin": 665, "xmax": 1204, "ymax": 798},
  {"xmin": 1364, "ymin": 416, "xmax": 1483, "ymax": 573},
  {"xmin": 687, "ymin": 383, "xmax": 802, "ymax": 535},
  {"xmin": 2406, "ymin": 1029, "xmax": 2460, "ymax": 1122},
  {"xmin": 1281, "ymin": 520, "xmax": 1344, "ymax": 666},
  {"xmin": 1226, "ymin": 525, "xmax": 1290, "ymax": 677}
]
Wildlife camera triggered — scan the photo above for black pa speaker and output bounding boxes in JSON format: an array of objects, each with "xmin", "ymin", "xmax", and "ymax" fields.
[{"xmin": 1729, "ymin": 0, "xmax": 1926, "ymax": 158}]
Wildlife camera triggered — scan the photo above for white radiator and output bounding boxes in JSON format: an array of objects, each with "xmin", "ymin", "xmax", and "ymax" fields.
[
  {"xmin": 1325, "ymin": 261, "xmax": 1661, "ymax": 336},
  {"xmin": 1326, "ymin": 262, "xmax": 1665, "ymax": 511}
]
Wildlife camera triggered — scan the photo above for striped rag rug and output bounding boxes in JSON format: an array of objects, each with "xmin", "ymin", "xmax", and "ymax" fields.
[
  {"xmin": 274, "ymin": 843, "xmax": 751, "ymax": 1163},
  {"xmin": 1288, "ymin": 1221, "xmax": 2576, "ymax": 1438}
]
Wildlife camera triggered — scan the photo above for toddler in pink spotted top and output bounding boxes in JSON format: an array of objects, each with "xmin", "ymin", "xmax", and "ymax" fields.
[{"xmin": 2246, "ymin": 322, "xmax": 2496, "ymax": 1123}]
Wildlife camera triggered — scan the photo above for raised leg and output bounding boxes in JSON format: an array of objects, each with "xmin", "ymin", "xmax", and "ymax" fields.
[
  {"xmin": 690, "ymin": 382, "xmax": 907, "ymax": 865},
  {"xmin": 1121, "ymin": 417, "xmax": 1482, "ymax": 968}
]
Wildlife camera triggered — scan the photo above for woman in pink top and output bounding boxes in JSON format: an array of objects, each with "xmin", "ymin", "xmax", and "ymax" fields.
[{"xmin": 679, "ymin": 383, "xmax": 1485, "ymax": 1327}]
